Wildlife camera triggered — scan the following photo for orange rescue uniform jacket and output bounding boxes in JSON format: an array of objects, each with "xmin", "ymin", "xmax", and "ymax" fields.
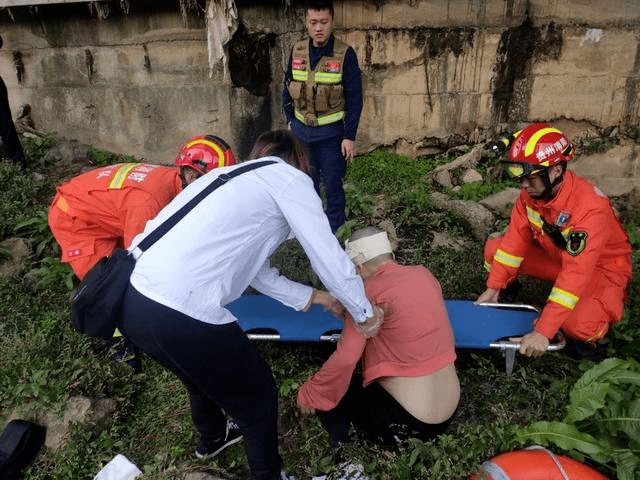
[
  {"xmin": 48, "ymin": 163, "xmax": 182, "ymax": 278},
  {"xmin": 485, "ymin": 170, "xmax": 632, "ymax": 339}
]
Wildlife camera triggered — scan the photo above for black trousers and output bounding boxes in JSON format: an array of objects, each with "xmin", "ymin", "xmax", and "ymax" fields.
[
  {"xmin": 118, "ymin": 284, "xmax": 282, "ymax": 480},
  {"xmin": 0, "ymin": 76, "xmax": 26, "ymax": 170},
  {"xmin": 318, "ymin": 373, "xmax": 454, "ymax": 447}
]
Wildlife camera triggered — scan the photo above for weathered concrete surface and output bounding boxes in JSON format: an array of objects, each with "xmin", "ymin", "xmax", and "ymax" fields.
[
  {"xmin": 529, "ymin": 27, "xmax": 639, "ymax": 124},
  {"xmin": 334, "ymin": 0, "xmax": 528, "ymax": 28},
  {"xmin": 0, "ymin": 0, "xmax": 639, "ymax": 163},
  {"xmin": 570, "ymin": 143, "xmax": 640, "ymax": 197}
]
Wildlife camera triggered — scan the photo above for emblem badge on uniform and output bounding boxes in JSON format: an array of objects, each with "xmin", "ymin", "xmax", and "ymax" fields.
[
  {"xmin": 555, "ymin": 211, "xmax": 570, "ymax": 227},
  {"xmin": 292, "ymin": 57, "xmax": 305, "ymax": 70},
  {"xmin": 567, "ymin": 231, "xmax": 587, "ymax": 256},
  {"xmin": 325, "ymin": 60, "xmax": 341, "ymax": 72}
]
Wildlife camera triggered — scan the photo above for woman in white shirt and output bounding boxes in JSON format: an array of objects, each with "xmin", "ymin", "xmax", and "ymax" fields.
[{"xmin": 118, "ymin": 130, "xmax": 383, "ymax": 480}]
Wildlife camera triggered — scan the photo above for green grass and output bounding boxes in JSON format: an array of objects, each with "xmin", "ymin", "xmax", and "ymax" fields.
[{"xmin": 1, "ymin": 139, "xmax": 639, "ymax": 479}]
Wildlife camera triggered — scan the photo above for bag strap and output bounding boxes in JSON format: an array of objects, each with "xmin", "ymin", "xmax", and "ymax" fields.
[
  {"xmin": 136, "ymin": 160, "xmax": 276, "ymax": 253},
  {"xmin": 541, "ymin": 217, "xmax": 568, "ymax": 249},
  {"xmin": 0, "ymin": 420, "xmax": 46, "ymax": 478}
]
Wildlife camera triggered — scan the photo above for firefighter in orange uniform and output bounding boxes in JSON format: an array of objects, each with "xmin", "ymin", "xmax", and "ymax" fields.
[
  {"xmin": 48, "ymin": 135, "xmax": 235, "ymax": 280},
  {"xmin": 477, "ymin": 123, "xmax": 632, "ymax": 359}
]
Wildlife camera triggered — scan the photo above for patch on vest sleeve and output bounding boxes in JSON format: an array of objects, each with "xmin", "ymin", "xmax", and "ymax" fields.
[{"xmin": 567, "ymin": 231, "xmax": 587, "ymax": 256}]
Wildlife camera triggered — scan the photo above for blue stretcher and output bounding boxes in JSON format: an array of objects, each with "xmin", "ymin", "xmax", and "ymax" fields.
[{"xmin": 226, "ymin": 295, "xmax": 565, "ymax": 375}]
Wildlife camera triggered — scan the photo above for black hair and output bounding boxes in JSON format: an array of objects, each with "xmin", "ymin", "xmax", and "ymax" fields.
[
  {"xmin": 306, "ymin": 0, "xmax": 334, "ymax": 17},
  {"xmin": 249, "ymin": 130, "xmax": 310, "ymax": 173}
]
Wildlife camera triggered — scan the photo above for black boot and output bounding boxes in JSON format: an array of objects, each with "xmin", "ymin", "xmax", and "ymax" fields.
[{"xmin": 564, "ymin": 337, "xmax": 606, "ymax": 362}]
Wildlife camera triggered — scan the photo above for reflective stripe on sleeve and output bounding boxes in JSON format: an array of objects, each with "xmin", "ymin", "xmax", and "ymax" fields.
[
  {"xmin": 493, "ymin": 248, "xmax": 523, "ymax": 269},
  {"xmin": 548, "ymin": 286, "xmax": 579, "ymax": 310}
]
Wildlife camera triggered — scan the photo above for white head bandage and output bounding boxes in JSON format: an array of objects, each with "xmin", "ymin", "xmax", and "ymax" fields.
[{"xmin": 344, "ymin": 232, "xmax": 393, "ymax": 266}]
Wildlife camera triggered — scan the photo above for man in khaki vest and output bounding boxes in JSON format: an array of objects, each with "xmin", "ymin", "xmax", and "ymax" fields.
[{"xmin": 283, "ymin": 0, "xmax": 363, "ymax": 233}]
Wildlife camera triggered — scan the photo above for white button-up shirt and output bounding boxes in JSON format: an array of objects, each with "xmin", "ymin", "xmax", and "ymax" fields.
[{"xmin": 129, "ymin": 157, "xmax": 373, "ymax": 326}]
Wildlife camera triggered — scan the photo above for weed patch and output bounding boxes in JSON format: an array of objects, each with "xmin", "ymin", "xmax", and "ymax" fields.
[{"xmin": 1, "ymin": 136, "xmax": 638, "ymax": 479}]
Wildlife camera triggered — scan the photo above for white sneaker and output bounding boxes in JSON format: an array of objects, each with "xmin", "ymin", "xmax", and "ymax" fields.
[
  {"xmin": 312, "ymin": 462, "xmax": 368, "ymax": 480},
  {"xmin": 194, "ymin": 420, "xmax": 243, "ymax": 460}
]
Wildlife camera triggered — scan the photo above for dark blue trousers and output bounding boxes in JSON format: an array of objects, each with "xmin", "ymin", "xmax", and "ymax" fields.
[
  {"xmin": 306, "ymin": 136, "xmax": 346, "ymax": 233},
  {"xmin": 118, "ymin": 284, "xmax": 282, "ymax": 480}
]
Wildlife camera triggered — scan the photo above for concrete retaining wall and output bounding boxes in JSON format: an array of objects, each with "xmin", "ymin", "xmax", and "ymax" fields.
[{"xmin": 1, "ymin": 0, "xmax": 639, "ymax": 162}]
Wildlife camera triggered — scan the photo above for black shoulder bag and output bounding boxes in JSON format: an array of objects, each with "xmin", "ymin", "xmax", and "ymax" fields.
[
  {"xmin": 0, "ymin": 420, "xmax": 46, "ymax": 480},
  {"xmin": 69, "ymin": 160, "xmax": 276, "ymax": 339}
]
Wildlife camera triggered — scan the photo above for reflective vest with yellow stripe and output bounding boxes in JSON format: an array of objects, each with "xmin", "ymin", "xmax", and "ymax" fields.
[{"xmin": 287, "ymin": 38, "xmax": 348, "ymax": 127}]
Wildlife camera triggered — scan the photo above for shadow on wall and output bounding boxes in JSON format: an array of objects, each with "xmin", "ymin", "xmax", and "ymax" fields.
[
  {"xmin": 491, "ymin": 17, "xmax": 562, "ymax": 126},
  {"xmin": 228, "ymin": 22, "xmax": 277, "ymax": 159}
]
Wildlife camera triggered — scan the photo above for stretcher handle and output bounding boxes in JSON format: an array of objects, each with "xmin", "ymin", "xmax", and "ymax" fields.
[
  {"xmin": 477, "ymin": 302, "xmax": 565, "ymax": 352},
  {"xmin": 489, "ymin": 334, "xmax": 566, "ymax": 352},
  {"xmin": 246, "ymin": 333, "xmax": 342, "ymax": 342},
  {"xmin": 476, "ymin": 301, "xmax": 540, "ymax": 313}
]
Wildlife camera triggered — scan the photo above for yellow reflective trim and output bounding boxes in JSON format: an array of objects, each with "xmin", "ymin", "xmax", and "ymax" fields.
[
  {"xmin": 314, "ymin": 71, "xmax": 342, "ymax": 84},
  {"xmin": 316, "ymin": 111, "xmax": 345, "ymax": 125},
  {"xmin": 526, "ymin": 206, "xmax": 544, "ymax": 229},
  {"xmin": 548, "ymin": 286, "xmax": 579, "ymax": 309},
  {"xmin": 294, "ymin": 110, "xmax": 345, "ymax": 126},
  {"xmin": 108, "ymin": 163, "xmax": 142, "ymax": 189},
  {"xmin": 292, "ymin": 70, "xmax": 308, "ymax": 82},
  {"xmin": 493, "ymin": 248, "xmax": 523, "ymax": 269},
  {"xmin": 185, "ymin": 139, "xmax": 226, "ymax": 168},
  {"xmin": 524, "ymin": 127, "xmax": 562, "ymax": 157},
  {"xmin": 484, "ymin": 260, "xmax": 492, "ymax": 272}
]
